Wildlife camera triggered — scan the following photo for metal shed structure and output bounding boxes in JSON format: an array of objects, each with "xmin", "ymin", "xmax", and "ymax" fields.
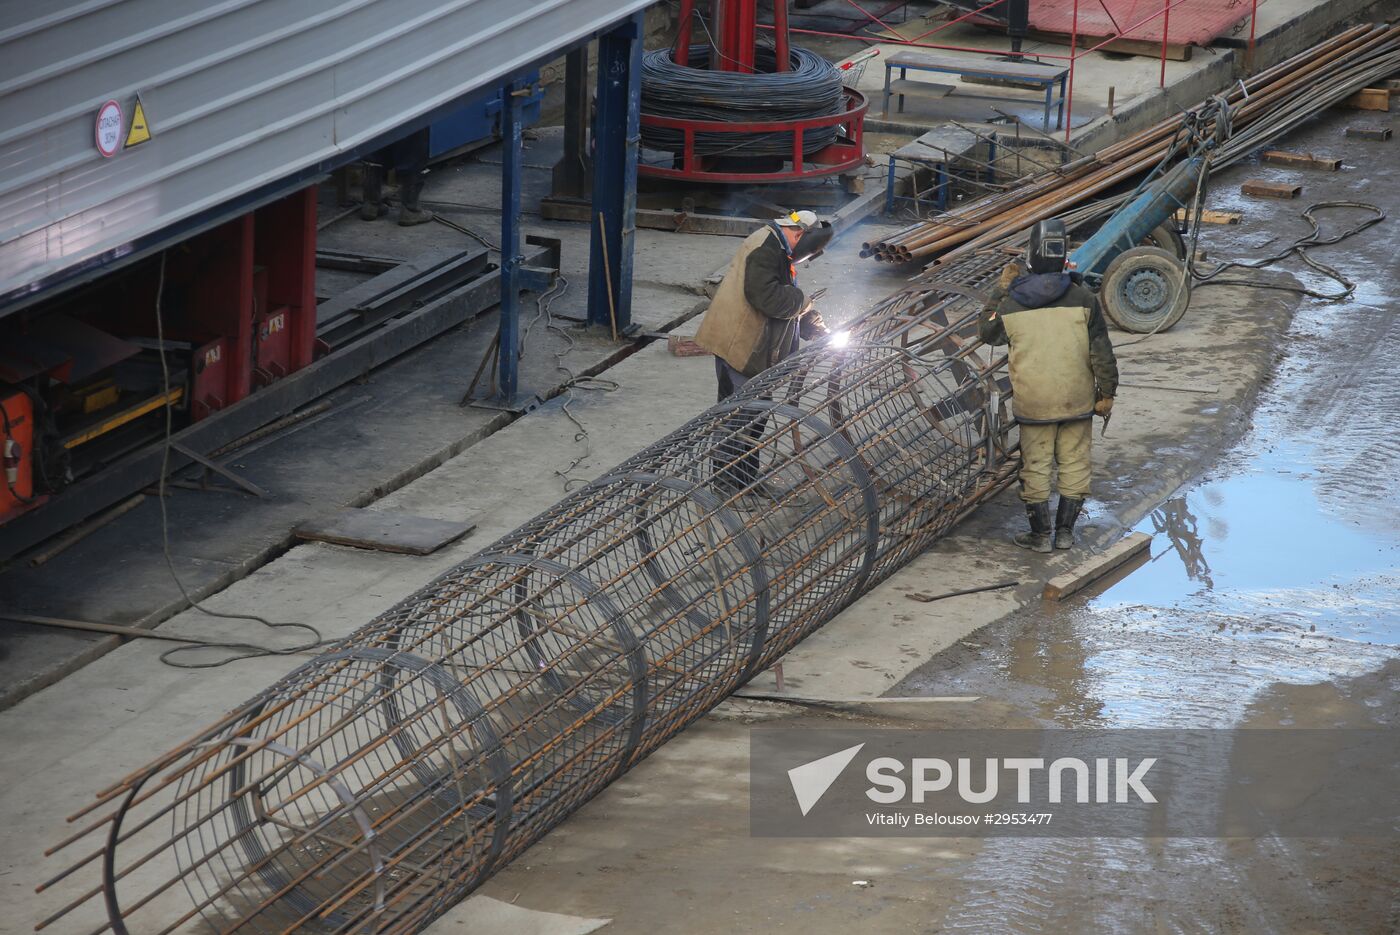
[
  {"xmin": 0, "ymin": 0, "xmax": 649, "ymax": 313},
  {"xmin": 0, "ymin": 0, "xmax": 651, "ymax": 557}
]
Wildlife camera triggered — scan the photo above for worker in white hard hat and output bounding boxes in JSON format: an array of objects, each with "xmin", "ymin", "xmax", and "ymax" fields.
[
  {"xmin": 693, "ymin": 211, "xmax": 833, "ymax": 497},
  {"xmin": 695, "ymin": 211, "xmax": 834, "ymax": 395}
]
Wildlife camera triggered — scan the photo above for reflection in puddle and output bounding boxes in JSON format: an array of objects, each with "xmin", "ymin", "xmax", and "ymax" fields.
[{"xmin": 913, "ymin": 108, "xmax": 1400, "ymax": 935}]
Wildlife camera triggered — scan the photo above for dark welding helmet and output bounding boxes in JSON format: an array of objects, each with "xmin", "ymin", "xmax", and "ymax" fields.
[
  {"xmin": 1027, "ymin": 218, "xmax": 1069, "ymax": 274},
  {"xmin": 792, "ymin": 220, "xmax": 834, "ymax": 264}
]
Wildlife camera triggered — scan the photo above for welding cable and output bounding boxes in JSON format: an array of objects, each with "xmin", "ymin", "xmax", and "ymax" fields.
[
  {"xmin": 520, "ymin": 273, "xmax": 621, "ymax": 490},
  {"xmin": 1191, "ymin": 201, "xmax": 1386, "ymax": 301},
  {"xmin": 640, "ymin": 46, "xmax": 844, "ymax": 159},
  {"xmin": 147, "ymin": 251, "xmax": 333, "ymax": 669}
]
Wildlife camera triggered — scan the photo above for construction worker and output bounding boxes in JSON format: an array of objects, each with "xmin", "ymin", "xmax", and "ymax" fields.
[
  {"xmin": 978, "ymin": 218, "xmax": 1118, "ymax": 552},
  {"xmin": 360, "ymin": 129, "xmax": 433, "ymax": 226},
  {"xmin": 694, "ymin": 211, "xmax": 833, "ymax": 495}
]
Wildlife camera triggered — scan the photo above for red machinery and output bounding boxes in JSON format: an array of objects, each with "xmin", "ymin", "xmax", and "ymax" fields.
[
  {"xmin": 641, "ymin": 0, "xmax": 868, "ymax": 184},
  {"xmin": 0, "ymin": 186, "xmax": 317, "ymax": 530}
]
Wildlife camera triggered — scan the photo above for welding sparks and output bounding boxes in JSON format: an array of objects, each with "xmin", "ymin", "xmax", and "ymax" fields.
[{"xmin": 829, "ymin": 330, "xmax": 851, "ymax": 349}]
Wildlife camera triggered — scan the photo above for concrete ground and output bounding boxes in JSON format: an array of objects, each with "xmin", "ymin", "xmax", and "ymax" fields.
[
  {"xmin": 4, "ymin": 5, "xmax": 1398, "ymax": 934},
  {"xmin": 0, "ymin": 267, "xmax": 1299, "ymax": 934},
  {"xmin": 11, "ymin": 100, "xmax": 1398, "ymax": 928}
]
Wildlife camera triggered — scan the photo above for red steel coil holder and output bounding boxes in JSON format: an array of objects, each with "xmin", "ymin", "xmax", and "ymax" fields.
[{"xmin": 641, "ymin": 0, "xmax": 868, "ymax": 183}]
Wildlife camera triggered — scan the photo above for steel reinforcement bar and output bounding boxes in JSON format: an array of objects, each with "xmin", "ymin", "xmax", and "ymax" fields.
[{"xmin": 38, "ymin": 255, "xmax": 1018, "ymax": 934}]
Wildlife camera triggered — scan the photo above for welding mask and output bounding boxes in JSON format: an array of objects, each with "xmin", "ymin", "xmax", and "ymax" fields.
[
  {"xmin": 1027, "ymin": 219, "xmax": 1069, "ymax": 274},
  {"xmin": 792, "ymin": 221, "xmax": 834, "ymax": 264}
]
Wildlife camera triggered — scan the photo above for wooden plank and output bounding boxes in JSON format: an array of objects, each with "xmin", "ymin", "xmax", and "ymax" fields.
[
  {"xmin": 1174, "ymin": 209, "xmax": 1241, "ymax": 225},
  {"xmin": 540, "ymin": 198, "xmax": 766, "ymax": 237},
  {"xmin": 667, "ymin": 335, "xmax": 708, "ymax": 357},
  {"xmin": 1241, "ymin": 180, "xmax": 1301, "ymax": 200},
  {"xmin": 1008, "ymin": 26, "xmax": 1191, "ymax": 61},
  {"xmin": 1341, "ymin": 88, "xmax": 1390, "ymax": 111},
  {"xmin": 295, "ymin": 508, "xmax": 476, "ymax": 555},
  {"xmin": 1261, "ymin": 150, "xmax": 1341, "ymax": 171},
  {"xmin": 1345, "ymin": 125, "xmax": 1393, "ymax": 141},
  {"xmin": 1043, "ymin": 532, "xmax": 1152, "ymax": 601}
]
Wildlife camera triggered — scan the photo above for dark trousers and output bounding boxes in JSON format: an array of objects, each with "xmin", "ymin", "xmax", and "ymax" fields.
[
  {"xmin": 714, "ymin": 357, "xmax": 762, "ymax": 490},
  {"xmin": 712, "ymin": 334, "xmax": 796, "ymax": 490}
]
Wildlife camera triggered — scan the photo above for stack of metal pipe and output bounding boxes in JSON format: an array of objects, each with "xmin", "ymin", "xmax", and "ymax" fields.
[{"xmin": 865, "ymin": 24, "xmax": 1400, "ymax": 265}]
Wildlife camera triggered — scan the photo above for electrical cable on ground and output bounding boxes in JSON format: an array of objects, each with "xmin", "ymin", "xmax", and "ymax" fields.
[
  {"xmin": 521, "ymin": 274, "xmax": 620, "ymax": 489},
  {"xmin": 432, "ymin": 213, "xmax": 500, "ymax": 252},
  {"xmin": 1191, "ymin": 201, "xmax": 1386, "ymax": 300},
  {"xmin": 148, "ymin": 252, "xmax": 332, "ymax": 669}
]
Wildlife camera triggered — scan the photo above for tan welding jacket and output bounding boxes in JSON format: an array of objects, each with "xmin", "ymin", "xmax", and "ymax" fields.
[
  {"xmin": 979, "ymin": 275, "xmax": 1119, "ymax": 424},
  {"xmin": 695, "ymin": 226, "xmax": 804, "ymax": 377}
]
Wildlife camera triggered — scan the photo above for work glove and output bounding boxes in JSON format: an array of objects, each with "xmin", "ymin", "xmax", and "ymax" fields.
[
  {"xmin": 1094, "ymin": 396, "xmax": 1114, "ymax": 418},
  {"xmin": 799, "ymin": 309, "xmax": 830, "ymax": 341},
  {"xmin": 997, "ymin": 261, "xmax": 1025, "ymax": 291}
]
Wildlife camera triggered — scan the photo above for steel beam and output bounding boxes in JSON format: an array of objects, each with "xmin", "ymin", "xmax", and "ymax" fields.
[
  {"xmin": 588, "ymin": 12, "xmax": 644, "ymax": 335},
  {"xmin": 551, "ymin": 49, "xmax": 593, "ymax": 199},
  {"xmin": 496, "ymin": 78, "xmax": 528, "ymax": 403}
]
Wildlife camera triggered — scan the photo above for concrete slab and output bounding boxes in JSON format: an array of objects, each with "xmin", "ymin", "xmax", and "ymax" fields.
[{"xmin": 0, "ymin": 262, "xmax": 1301, "ymax": 932}]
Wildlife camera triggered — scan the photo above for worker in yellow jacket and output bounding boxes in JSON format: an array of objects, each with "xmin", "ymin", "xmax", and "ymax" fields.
[
  {"xmin": 694, "ymin": 211, "xmax": 832, "ymax": 496},
  {"xmin": 979, "ymin": 219, "xmax": 1118, "ymax": 552}
]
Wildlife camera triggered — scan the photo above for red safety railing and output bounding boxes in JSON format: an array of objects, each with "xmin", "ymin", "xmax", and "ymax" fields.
[{"xmin": 761, "ymin": 0, "xmax": 1262, "ymax": 141}]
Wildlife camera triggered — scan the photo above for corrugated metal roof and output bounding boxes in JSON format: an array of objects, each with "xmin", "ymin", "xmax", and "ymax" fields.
[{"xmin": 0, "ymin": 0, "xmax": 651, "ymax": 311}]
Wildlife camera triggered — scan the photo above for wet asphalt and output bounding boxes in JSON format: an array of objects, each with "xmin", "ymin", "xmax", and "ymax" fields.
[{"xmin": 893, "ymin": 108, "xmax": 1400, "ymax": 932}]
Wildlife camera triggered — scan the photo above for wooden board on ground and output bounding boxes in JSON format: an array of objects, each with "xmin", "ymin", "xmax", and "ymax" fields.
[
  {"xmin": 1009, "ymin": 26, "xmax": 1191, "ymax": 61},
  {"xmin": 295, "ymin": 508, "xmax": 476, "ymax": 555},
  {"xmin": 1345, "ymin": 124, "xmax": 1393, "ymax": 141},
  {"xmin": 1241, "ymin": 180, "xmax": 1301, "ymax": 199},
  {"xmin": 1174, "ymin": 208, "xmax": 1241, "ymax": 225},
  {"xmin": 1043, "ymin": 532, "xmax": 1152, "ymax": 601},
  {"xmin": 1261, "ymin": 150, "xmax": 1341, "ymax": 171},
  {"xmin": 1342, "ymin": 88, "xmax": 1390, "ymax": 111},
  {"xmin": 667, "ymin": 335, "xmax": 708, "ymax": 357}
]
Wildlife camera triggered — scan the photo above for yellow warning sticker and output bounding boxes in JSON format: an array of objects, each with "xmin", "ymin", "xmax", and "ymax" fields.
[{"xmin": 125, "ymin": 96, "xmax": 151, "ymax": 148}]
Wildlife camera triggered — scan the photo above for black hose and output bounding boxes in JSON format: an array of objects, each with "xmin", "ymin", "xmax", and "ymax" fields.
[{"xmin": 640, "ymin": 45, "xmax": 844, "ymax": 159}]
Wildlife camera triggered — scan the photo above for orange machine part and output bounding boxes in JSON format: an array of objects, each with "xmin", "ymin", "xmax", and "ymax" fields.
[{"xmin": 0, "ymin": 391, "xmax": 40, "ymax": 523}]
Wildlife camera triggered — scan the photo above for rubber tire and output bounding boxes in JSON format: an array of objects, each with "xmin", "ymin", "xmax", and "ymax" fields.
[
  {"xmin": 1100, "ymin": 245, "xmax": 1191, "ymax": 334},
  {"xmin": 1143, "ymin": 222, "xmax": 1186, "ymax": 260}
]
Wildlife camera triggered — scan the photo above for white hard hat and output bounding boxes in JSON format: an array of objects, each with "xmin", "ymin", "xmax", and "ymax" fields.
[{"xmin": 774, "ymin": 210, "xmax": 819, "ymax": 230}]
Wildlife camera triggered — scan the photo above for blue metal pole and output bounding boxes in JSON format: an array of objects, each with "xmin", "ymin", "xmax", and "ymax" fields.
[
  {"xmin": 588, "ymin": 11, "xmax": 644, "ymax": 334},
  {"xmin": 498, "ymin": 78, "xmax": 525, "ymax": 400}
]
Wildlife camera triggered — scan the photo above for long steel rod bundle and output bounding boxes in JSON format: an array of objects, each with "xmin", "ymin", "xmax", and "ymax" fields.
[
  {"xmin": 865, "ymin": 24, "xmax": 1400, "ymax": 265},
  {"xmin": 38, "ymin": 249, "xmax": 1015, "ymax": 934}
]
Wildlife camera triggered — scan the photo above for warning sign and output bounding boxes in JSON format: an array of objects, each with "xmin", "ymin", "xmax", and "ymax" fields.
[
  {"xmin": 125, "ymin": 96, "xmax": 151, "ymax": 148},
  {"xmin": 95, "ymin": 99, "xmax": 122, "ymax": 157}
]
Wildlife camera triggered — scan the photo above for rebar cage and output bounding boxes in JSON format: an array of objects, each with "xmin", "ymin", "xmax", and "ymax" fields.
[{"xmin": 42, "ymin": 253, "xmax": 1022, "ymax": 935}]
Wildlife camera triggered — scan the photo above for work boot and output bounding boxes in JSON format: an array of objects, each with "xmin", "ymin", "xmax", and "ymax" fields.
[
  {"xmin": 359, "ymin": 163, "xmax": 383, "ymax": 220},
  {"xmin": 1013, "ymin": 501, "xmax": 1053, "ymax": 553},
  {"xmin": 397, "ymin": 171, "xmax": 433, "ymax": 226},
  {"xmin": 1054, "ymin": 496, "xmax": 1085, "ymax": 550}
]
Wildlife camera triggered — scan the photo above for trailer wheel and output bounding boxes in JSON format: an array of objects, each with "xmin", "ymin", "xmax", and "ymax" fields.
[
  {"xmin": 1100, "ymin": 246, "xmax": 1191, "ymax": 334},
  {"xmin": 1144, "ymin": 222, "xmax": 1185, "ymax": 260}
]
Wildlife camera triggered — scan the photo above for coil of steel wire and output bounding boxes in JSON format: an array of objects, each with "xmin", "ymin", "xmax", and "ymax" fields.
[{"xmin": 640, "ymin": 45, "xmax": 844, "ymax": 158}]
